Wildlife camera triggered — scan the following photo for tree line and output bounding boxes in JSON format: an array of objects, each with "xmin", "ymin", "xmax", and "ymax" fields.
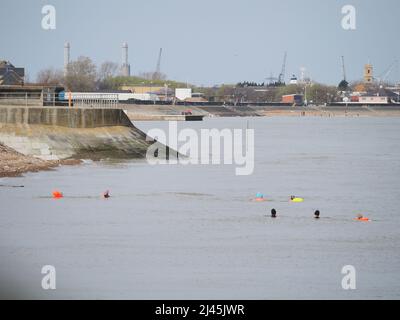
[{"xmin": 36, "ymin": 56, "xmax": 171, "ymax": 91}]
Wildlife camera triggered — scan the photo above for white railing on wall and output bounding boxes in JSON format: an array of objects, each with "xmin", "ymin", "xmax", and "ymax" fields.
[{"xmin": 0, "ymin": 92, "xmax": 119, "ymax": 108}]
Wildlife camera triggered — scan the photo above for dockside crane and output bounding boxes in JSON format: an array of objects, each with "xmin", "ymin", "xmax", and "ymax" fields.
[
  {"xmin": 377, "ymin": 60, "xmax": 398, "ymax": 85},
  {"xmin": 153, "ymin": 48, "xmax": 163, "ymax": 80},
  {"xmin": 278, "ymin": 52, "xmax": 287, "ymax": 84},
  {"xmin": 338, "ymin": 56, "xmax": 349, "ymax": 91},
  {"xmin": 265, "ymin": 72, "xmax": 278, "ymax": 85}
]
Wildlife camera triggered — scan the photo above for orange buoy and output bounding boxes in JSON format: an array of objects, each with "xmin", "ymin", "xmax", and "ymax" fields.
[
  {"xmin": 354, "ymin": 217, "xmax": 370, "ymax": 222},
  {"xmin": 354, "ymin": 214, "xmax": 370, "ymax": 222},
  {"xmin": 52, "ymin": 190, "xmax": 63, "ymax": 199}
]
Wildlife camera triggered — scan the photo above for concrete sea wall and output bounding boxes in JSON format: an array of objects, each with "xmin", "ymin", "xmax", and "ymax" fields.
[
  {"xmin": 0, "ymin": 107, "xmax": 133, "ymax": 128},
  {"xmin": 0, "ymin": 107, "xmax": 172, "ymax": 161}
]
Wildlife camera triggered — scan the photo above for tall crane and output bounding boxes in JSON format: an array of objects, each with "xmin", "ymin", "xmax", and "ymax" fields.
[
  {"xmin": 278, "ymin": 52, "xmax": 287, "ymax": 84},
  {"xmin": 377, "ymin": 60, "xmax": 398, "ymax": 84},
  {"xmin": 265, "ymin": 72, "xmax": 278, "ymax": 85},
  {"xmin": 153, "ymin": 48, "xmax": 163, "ymax": 80},
  {"xmin": 338, "ymin": 55, "xmax": 349, "ymax": 91}
]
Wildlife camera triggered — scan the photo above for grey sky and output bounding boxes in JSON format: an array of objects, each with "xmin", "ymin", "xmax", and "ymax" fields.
[{"xmin": 1, "ymin": 0, "xmax": 399, "ymax": 86}]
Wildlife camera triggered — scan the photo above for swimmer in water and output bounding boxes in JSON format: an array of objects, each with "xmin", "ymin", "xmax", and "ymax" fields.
[
  {"xmin": 314, "ymin": 210, "xmax": 320, "ymax": 219},
  {"xmin": 103, "ymin": 190, "xmax": 110, "ymax": 199},
  {"xmin": 271, "ymin": 208, "xmax": 277, "ymax": 218},
  {"xmin": 355, "ymin": 213, "xmax": 370, "ymax": 221},
  {"xmin": 252, "ymin": 192, "xmax": 266, "ymax": 202}
]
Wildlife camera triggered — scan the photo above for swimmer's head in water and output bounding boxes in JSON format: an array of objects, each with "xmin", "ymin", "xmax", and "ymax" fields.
[
  {"xmin": 357, "ymin": 213, "xmax": 363, "ymax": 219},
  {"xmin": 103, "ymin": 190, "xmax": 110, "ymax": 198},
  {"xmin": 290, "ymin": 195, "xmax": 295, "ymax": 200},
  {"xmin": 271, "ymin": 208, "xmax": 277, "ymax": 217},
  {"xmin": 314, "ymin": 210, "xmax": 320, "ymax": 218},
  {"xmin": 52, "ymin": 190, "xmax": 63, "ymax": 199}
]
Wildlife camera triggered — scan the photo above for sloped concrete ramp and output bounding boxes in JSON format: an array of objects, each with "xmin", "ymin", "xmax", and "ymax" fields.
[{"xmin": 0, "ymin": 107, "xmax": 174, "ymax": 161}]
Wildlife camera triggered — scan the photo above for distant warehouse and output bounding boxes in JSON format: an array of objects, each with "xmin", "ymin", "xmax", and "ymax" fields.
[{"xmin": 359, "ymin": 96, "xmax": 390, "ymax": 104}]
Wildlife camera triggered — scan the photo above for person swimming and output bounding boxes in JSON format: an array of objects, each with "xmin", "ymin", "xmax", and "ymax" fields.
[
  {"xmin": 52, "ymin": 190, "xmax": 63, "ymax": 199},
  {"xmin": 290, "ymin": 195, "xmax": 304, "ymax": 202},
  {"xmin": 271, "ymin": 208, "xmax": 277, "ymax": 218},
  {"xmin": 314, "ymin": 210, "xmax": 320, "ymax": 219},
  {"xmin": 103, "ymin": 190, "xmax": 110, "ymax": 199},
  {"xmin": 253, "ymin": 192, "xmax": 266, "ymax": 202},
  {"xmin": 355, "ymin": 214, "xmax": 370, "ymax": 222}
]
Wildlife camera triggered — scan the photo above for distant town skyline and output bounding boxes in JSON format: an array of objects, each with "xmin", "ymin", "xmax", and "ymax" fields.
[{"xmin": 1, "ymin": 0, "xmax": 400, "ymax": 86}]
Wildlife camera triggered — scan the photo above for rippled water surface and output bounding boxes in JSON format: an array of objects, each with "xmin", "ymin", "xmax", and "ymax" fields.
[{"xmin": 1, "ymin": 117, "xmax": 399, "ymax": 299}]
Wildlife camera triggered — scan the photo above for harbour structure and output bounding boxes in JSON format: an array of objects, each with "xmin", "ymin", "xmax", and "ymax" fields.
[
  {"xmin": 0, "ymin": 106, "xmax": 175, "ymax": 160},
  {"xmin": 278, "ymin": 52, "xmax": 287, "ymax": 84}
]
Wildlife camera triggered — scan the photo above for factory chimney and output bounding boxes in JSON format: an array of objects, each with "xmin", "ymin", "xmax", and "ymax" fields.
[
  {"xmin": 121, "ymin": 42, "xmax": 131, "ymax": 77},
  {"xmin": 64, "ymin": 42, "xmax": 70, "ymax": 77}
]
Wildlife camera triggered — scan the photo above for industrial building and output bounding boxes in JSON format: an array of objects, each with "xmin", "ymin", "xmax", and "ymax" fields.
[
  {"xmin": 341, "ymin": 86, "xmax": 399, "ymax": 105},
  {"xmin": 0, "ymin": 60, "xmax": 25, "ymax": 86}
]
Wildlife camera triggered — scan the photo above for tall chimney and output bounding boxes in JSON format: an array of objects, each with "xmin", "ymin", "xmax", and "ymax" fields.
[
  {"xmin": 121, "ymin": 42, "xmax": 131, "ymax": 77},
  {"xmin": 64, "ymin": 42, "xmax": 70, "ymax": 77}
]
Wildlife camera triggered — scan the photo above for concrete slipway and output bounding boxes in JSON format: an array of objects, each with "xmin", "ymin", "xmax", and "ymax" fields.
[{"xmin": 0, "ymin": 107, "xmax": 174, "ymax": 160}]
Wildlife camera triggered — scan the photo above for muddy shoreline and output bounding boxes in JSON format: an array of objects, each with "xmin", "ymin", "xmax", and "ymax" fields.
[{"xmin": 0, "ymin": 143, "xmax": 80, "ymax": 178}]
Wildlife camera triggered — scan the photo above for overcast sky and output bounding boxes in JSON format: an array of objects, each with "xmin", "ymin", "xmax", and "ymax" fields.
[{"xmin": 1, "ymin": 0, "xmax": 399, "ymax": 86}]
